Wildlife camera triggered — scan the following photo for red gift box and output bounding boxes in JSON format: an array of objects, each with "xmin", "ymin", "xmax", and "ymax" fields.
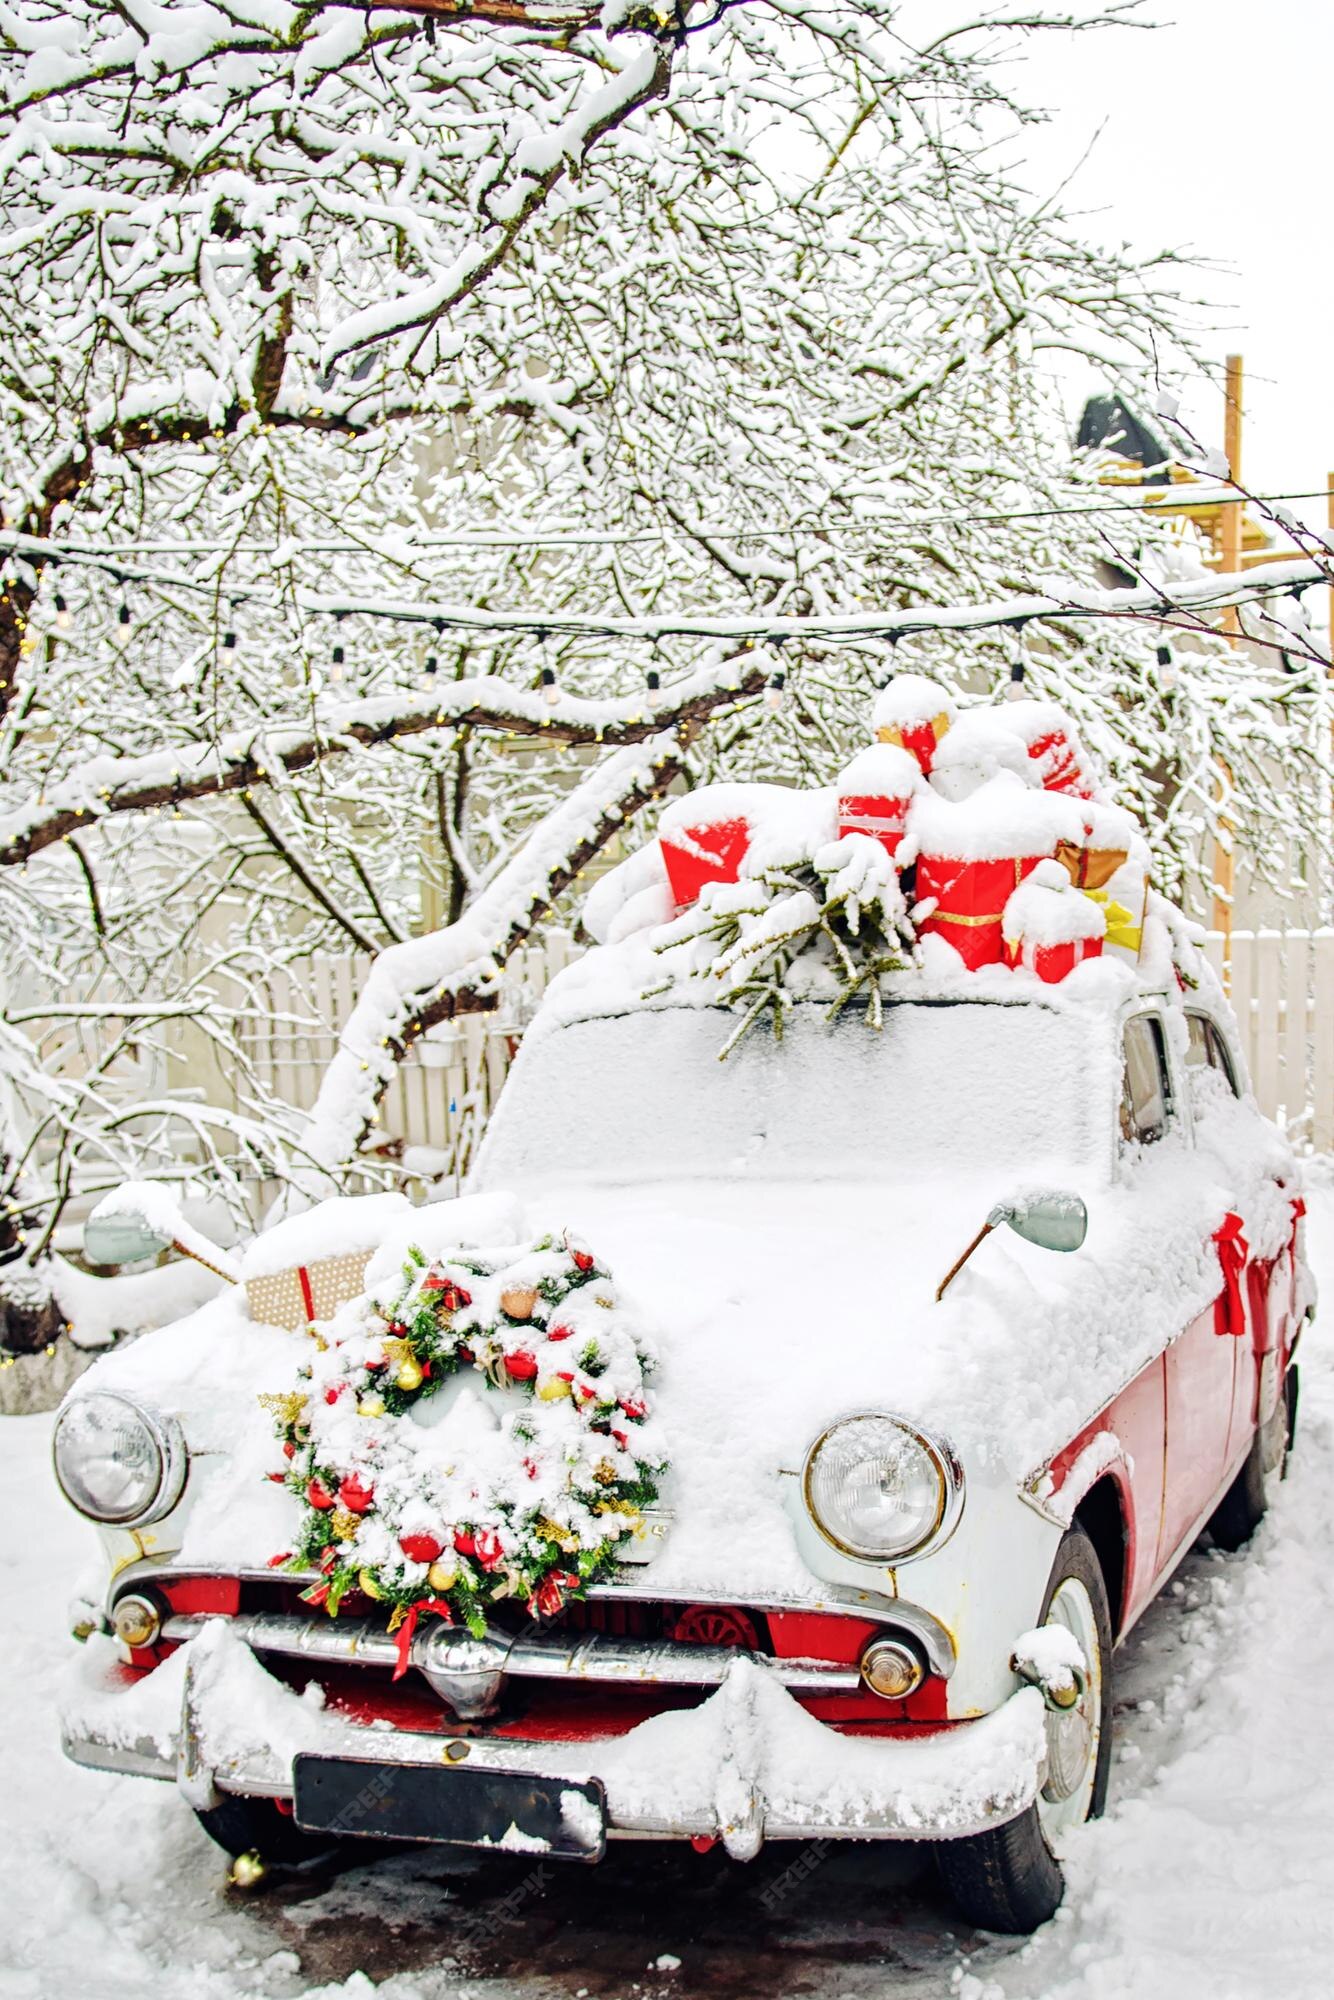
[
  {"xmin": 1027, "ymin": 726, "xmax": 1094, "ymax": 799},
  {"xmin": 1002, "ymin": 932, "xmax": 1104, "ymax": 983},
  {"xmin": 659, "ymin": 815, "xmax": 751, "ymax": 908},
  {"xmin": 835, "ymin": 742, "xmax": 919, "ymax": 861},
  {"xmin": 916, "ymin": 852, "xmax": 1046, "ymax": 969},
  {"xmin": 872, "ymin": 674, "xmax": 956, "ymax": 778}
]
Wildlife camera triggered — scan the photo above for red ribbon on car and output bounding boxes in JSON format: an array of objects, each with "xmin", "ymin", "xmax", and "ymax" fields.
[
  {"xmin": 1212, "ymin": 1211, "xmax": 1249, "ymax": 1339},
  {"xmin": 392, "ymin": 1597, "xmax": 455, "ymax": 1680}
]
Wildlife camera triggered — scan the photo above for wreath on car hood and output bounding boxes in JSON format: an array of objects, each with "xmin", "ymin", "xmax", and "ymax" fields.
[{"xmin": 263, "ymin": 1232, "xmax": 667, "ymax": 1665}]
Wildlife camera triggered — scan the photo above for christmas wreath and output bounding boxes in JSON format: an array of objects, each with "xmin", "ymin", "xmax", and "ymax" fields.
[
  {"xmin": 263, "ymin": 1231, "xmax": 666, "ymax": 1666},
  {"xmin": 653, "ymin": 831, "xmax": 917, "ymax": 1055}
]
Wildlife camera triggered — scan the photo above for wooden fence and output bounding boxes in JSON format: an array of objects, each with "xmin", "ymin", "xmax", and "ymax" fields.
[
  {"xmin": 242, "ymin": 929, "xmax": 1334, "ymax": 1172},
  {"xmin": 1205, "ymin": 930, "xmax": 1334, "ymax": 1150}
]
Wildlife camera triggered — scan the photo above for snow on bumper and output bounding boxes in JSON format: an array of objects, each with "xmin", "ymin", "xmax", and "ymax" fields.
[{"xmin": 61, "ymin": 1623, "xmax": 1047, "ymax": 1853}]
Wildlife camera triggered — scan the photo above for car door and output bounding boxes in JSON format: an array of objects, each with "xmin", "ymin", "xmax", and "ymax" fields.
[{"xmin": 1118, "ymin": 1011, "xmax": 1236, "ymax": 1568}]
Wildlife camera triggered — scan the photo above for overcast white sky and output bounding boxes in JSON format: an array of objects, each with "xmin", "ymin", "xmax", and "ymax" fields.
[{"xmin": 1010, "ymin": 1, "xmax": 1332, "ymax": 533}]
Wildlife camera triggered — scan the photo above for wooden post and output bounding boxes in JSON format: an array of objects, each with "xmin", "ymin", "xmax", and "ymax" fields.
[{"xmin": 1211, "ymin": 354, "xmax": 1243, "ymax": 970}]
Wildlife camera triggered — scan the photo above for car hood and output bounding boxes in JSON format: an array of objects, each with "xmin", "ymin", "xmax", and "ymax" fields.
[{"xmin": 74, "ymin": 1117, "xmax": 1298, "ymax": 1603}]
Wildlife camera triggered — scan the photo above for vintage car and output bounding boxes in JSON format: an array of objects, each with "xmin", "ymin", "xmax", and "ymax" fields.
[{"xmin": 54, "ymin": 954, "xmax": 1309, "ymax": 1935}]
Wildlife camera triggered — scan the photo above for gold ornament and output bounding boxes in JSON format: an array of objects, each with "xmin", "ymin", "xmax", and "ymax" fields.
[
  {"xmin": 381, "ymin": 1335, "xmax": 414, "ymax": 1370},
  {"xmin": 358, "ymin": 1568, "xmax": 384, "ymax": 1599},
  {"xmin": 358, "ymin": 1393, "xmax": 386, "ymax": 1417},
  {"xmin": 330, "ymin": 1508, "xmax": 361, "ymax": 1543},
  {"xmin": 593, "ymin": 1458, "xmax": 618, "ymax": 1486},
  {"xmin": 499, "ymin": 1284, "xmax": 539, "ymax": 1320},
  {"xmin": 229, "ymin": 1850, "xmax": 267, "ymax": 1890},
  {"xmin": 426, "ymin": 1559, "xmax": 458, "ymax": 1593},
  {"xmin": 534, "ymin": 1515, "xmax": 580, "ymax": 1553},
  {"xmin": 387, "ymin": 1602, "xmax": 410, "ymax": 1634},
  {"xmin": 394, "ymin": 1356, "xmax": 425, "ymax": 1392},
  {"xmin": 538, "ymin": 1377, "xmax": 572, "ymax": 1401},
  {"xmin": 594, "ymin": 1498, "xmax": 642, "ymax": 1526},
  {"xmin": 257, "ymin": 1391, "xmax": 308, "ymax": 1429}
]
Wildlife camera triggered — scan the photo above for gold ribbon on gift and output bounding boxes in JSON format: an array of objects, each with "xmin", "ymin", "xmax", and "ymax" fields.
[
  {"xmin": 1082, "ymin": 888, "xmax": 1141, "ymax": 952},
  {"xmin": 1054, "ymin": 838, "xmax": 1129, "ymax": 891},
  {"xmin": 877, "ymin": 710, "xmax": 951, "ymax": 751}
]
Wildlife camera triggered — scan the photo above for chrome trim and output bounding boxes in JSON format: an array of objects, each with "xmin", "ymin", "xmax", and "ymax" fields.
[
  {"xmin": 53, "ymin": 1394, "xmax": 187, "ymax": 1530},
  {"xmin": 160, "ymin": 1611, "xmax": 864, "ymax": 1696},
  {"xmin": 801, "ymin": 1413, "xmax": 966, "ymax": 1564},
  {"xmin": 112, "ymin": 1561, "xmax": 956, "ymax": 1682}
]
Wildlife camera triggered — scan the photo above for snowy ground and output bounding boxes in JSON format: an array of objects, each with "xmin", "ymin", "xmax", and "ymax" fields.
[{"xmin": 6, "ymin": 1191, "xmax": 1334, "ymax": 2000}]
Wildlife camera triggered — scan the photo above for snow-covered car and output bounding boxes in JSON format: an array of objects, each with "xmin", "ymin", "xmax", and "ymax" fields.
[{"xmin": 53, "ymin": 686, "xmax": 1312, "ymax": 1936}]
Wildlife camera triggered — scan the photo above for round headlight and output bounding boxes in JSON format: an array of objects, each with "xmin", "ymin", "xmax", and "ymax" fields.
[
  {"xmin": 802, "ymin": 1414, "xmax": 963, "ymax": 1562},
  {"xmin": 52, "ymin": 1392, "xmax": 186, "ymax": 1528}
]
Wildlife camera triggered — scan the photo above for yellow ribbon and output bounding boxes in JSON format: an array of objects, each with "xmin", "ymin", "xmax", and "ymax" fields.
[{"xmin": 1082, "ymin": 888, "xmax": 1141, "ymax": 952}]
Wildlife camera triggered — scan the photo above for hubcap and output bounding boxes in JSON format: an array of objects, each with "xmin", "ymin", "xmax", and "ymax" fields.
[{"xmin": 1036, "ymin": 1576, "xmax": 1102, "ymax": 1848}]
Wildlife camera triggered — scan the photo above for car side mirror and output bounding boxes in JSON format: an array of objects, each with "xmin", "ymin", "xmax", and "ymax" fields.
[
  {"xmin": 84, "ymin": 1183, "xmax": 240, "ymax": 1284},
  {"xmin": 936, "ymin": 1189, "xmax": 1087, "ymax": 1301},
  {"xmin": 83, "ymin": 1212, "xmax": 174, "ymax": 1268}
]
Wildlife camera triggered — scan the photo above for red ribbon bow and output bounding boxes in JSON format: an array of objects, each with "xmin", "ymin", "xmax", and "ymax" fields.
[
  {"xmin": 392, "ymin": 1597, "xmax": 455, "ymax": 1680},
  {"xmin": 1213, "ymin": 1211, "xmax": 1249, "ymax": 1339}
]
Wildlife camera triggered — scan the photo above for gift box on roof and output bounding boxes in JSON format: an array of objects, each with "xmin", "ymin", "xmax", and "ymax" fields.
[
  {"xmin": 910, "ymin": 776, "xmax": 1074, "ymax": 971},
  {"xmin": 1002, "ymin": 858, "xmax": 1106, "ymax": 983},
  {"xmin": 993, "ymin": 699, "xmax": 1100, "ymax": 801},
  {"xmin": 657, "ymin": 782, "xmax": 795, "ymax": 909},
  {"xmin": 835, "ymin": 742, "xmax": 919, "ymax": 860},
  {"xmin": 872, "ymin": 673, "xmax": 956, "ymax": 776},
  {"xmin": 241, "ymin": 1192, "xmax": 410, "ymax": 1331}
]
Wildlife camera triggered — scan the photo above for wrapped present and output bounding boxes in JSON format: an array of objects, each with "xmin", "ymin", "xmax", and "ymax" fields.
[
  {"xmin": 993, "ymin": 700, "xmax": 1099, "ymax": 801},
  {"xmin": 241, "ymin": 1192, "xmax": 410, "ymax": 1331},
  {"xmin": 1002, "ymin": 858, "xmax": 1106, "ymax": 983},
  {"xmin": 245, "ymin": 1249, "xmax": 375, "ymax": 1332},
  {"xmin": 910, "ymin": 776, "xmax": 1071, "ymax": 970},
  {"xmin": 658, "ymin": 783, "xmax": 815, "ymax": 908},
  {"xmin": 835, "ymin": 742, "xmax": 919, "ymax": 860},
  {"xmin": 872, "ymin": 673, "xmax": 956, "ymax": 776}
]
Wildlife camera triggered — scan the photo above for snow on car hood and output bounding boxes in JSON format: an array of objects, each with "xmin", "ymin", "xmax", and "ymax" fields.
[{"xmin": 72, "ymin": 1086, "xmax": 1301, "ymax": 1604}]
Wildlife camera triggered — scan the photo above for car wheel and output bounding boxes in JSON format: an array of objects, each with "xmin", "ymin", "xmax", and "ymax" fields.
[
  {"xmin": 194, "ymin": 1796, "xmax": 339, "ymax": 1867},
  {"xmin": 935, "ymin": 1525, "xmax": 1113, "ymax": 1936},
  {"xmin": 1208, "ymin": 1362, "xmax": 1297, "ymax": 1552}
]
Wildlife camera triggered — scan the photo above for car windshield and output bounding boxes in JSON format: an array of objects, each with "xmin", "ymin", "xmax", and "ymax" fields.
[{"xmin": 475, "ymin": 1000, "xmax": 1105, "ymax": 1188}]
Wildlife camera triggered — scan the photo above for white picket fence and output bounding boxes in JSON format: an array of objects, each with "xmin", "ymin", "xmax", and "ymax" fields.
[
  {"xmin": 242, "ymin": 928, "xmax": 1334, "ymax": 1173},
  {"xmin": 1205, "ymin": 930, "xmax": 1334, "ymax": 1150},
  {"xmin": 242, "ymin": 934, "xmax": 583, "ymax": 1184}
]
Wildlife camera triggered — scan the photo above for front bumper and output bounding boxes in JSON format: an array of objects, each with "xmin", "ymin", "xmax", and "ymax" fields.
[{"xmin": 61, "ymin": 1623, "xmax": 1047, "ymax": 1856}]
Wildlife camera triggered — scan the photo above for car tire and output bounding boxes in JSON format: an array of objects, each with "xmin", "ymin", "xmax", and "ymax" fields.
[
  {"xmin": 194, "ymin": 1796, "xmax": 339, "ymax": 1867},
  {"xmin": 935, "ymin": 1525, "xmax": 1113, "ymax": 1936},
  {"xmin": 1208, "ymin": 1362, "xmax": 1297, "ymax": 1552}
]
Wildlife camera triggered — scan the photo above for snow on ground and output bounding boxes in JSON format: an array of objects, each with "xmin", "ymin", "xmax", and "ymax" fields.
[{"xmin": 5, "ymin": 1189, "xmax": 1334, "ymax": 2000}]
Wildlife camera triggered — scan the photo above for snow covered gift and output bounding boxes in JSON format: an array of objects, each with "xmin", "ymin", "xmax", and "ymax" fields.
[
  {"xmin": 1002, "ymin": 859, "xmax": 1106, "ymax": 983},
  {"xmin": 873, "ymin": 673, "xmax": 957, "ymax": 777},
  {"xmin": 243, "ymin": 1194, "xmax": 412, "ymax": 1333},
  {"xmin": 658, "ymin": 784, "xmax": 793, "ymax": 910},
  {"xmin": 911, "ymin": 779, "xmax": 1069, "ymax": 972},
  {"xmin": 835, "ymin": 742, "xmax": 919, "ymax": 859},
  {"xmin": 993, "ymin": 699, "xmax": 1100, "ymax": 801}
]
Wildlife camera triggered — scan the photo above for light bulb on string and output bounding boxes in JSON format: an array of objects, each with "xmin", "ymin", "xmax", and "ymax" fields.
[
  {"xmin": 1002, "ymin": 619, "xmax": 1027, "ymax": 702},
  {"xmin": 764, "ymin": 670, "xmax": 786, "ymax": 712},
  {"xmin": 117, "ymin": 599, "xmax": 131, "ymax": 628},
  {"xmin": 1156, "ymin": 642, "xmax": 1177, "ymax": 692},
  {"xmin": 421, "ymin": 653, "xmax": 439, "ymax": 691},
  {"xmin": 54, "ymin": 593, "xmax": 71, "ymax": 632}
]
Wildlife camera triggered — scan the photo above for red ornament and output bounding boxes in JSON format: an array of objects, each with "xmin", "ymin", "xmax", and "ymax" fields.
[
  {"xmin": 267, "ymin": 1471, "xmax": 287, "ymax": 1484},
  {"xmin": 474, "ymin": 1527, "xmax": 505, "ymax": 1571},
  {"xmin": 504, "ymin": 1350, "xmax": 538, "ymax": 1380},
  {"xmin": 307, "ymin": 1477, "xmax": 335, "ymax": 1510},
  {"xmin": 338, "ymin": 1475, "xmax": 375, "ymax": 1514},
  {"xmin": 566, "ymin": 1238, "xmax": 595, "ymax": 1274},
  {"xmin": 546, "ymin": 1324, "xmax": 573, "ymax": 1343},
  {"xmin": 423, "ymin": 1273, "xmax": 472, "ymax": 1310},
  {"xmin": 458, "ymin": 1344, "xmax": 475, "ymax": 1362},
  {"xmin": 453, "ymin": 1528, "xmax": 477, "ymax": 1557},
  {"xmin": 324, "ymin": 1385, "xmax": 343, "ymax": 1405},
  {"xmin": 399, "ymin": 1531, "xmax": 444, "ymax": 1563},
  {"xmin": 282, "ymin": 1439, "xmax": 297, "ymax": 1460},
  {"xmin": 619, "ymin": 1397, "xmax": 646, "ymax": 1421}
]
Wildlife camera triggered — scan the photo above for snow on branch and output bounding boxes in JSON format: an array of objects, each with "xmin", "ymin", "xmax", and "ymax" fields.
[
  {"xmin": 301, "ymin": 729, "xmax": 691, "ymax": 1173},
  {"xmin": 0, "ymin": 653, "xmax": 765, "ymax": 869}
]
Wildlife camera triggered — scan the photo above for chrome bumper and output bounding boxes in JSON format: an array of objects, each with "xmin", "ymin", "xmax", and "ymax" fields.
[{"xmin": 61, "ymin": 1629, "xmax": 1045, "ymax": 1853}]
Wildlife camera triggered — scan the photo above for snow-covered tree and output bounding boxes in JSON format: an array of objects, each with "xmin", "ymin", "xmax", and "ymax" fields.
[{"xmin": 0, "ymin": 0, "xmax": 1327, "ymax": 1343}]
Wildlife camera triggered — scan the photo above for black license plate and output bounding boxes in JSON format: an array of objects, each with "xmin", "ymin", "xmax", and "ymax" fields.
[{"xmin": 292, "ymin": 1754, "xmax": 607, "ymax": 1862}]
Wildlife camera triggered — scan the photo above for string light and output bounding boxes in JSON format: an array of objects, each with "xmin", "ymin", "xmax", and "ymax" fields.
[
  {"xmin": 54, "ymin": 593, "xmax": 70, "ymax": 631},
  {"xmin": 117, "ymin": 600, "xmax": 131, "ymax": 627},
  {"xmin": 764, "ymin": 670, "xmax": 786, "ymax": 712},
  {"xmin": 1002, "ymin": 617, "xmax": 1027, "ymax": 702}
]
